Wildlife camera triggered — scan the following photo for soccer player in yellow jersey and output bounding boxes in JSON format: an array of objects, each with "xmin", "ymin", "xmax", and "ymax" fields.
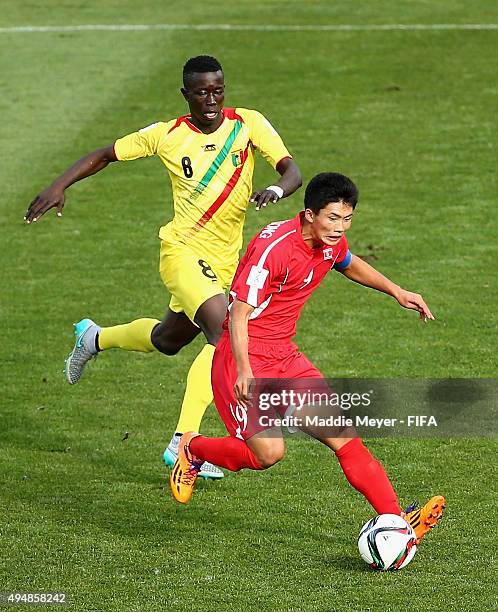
[{"xmin": 25, "ymin": 56, "xmax": 302, "ymax": 479}]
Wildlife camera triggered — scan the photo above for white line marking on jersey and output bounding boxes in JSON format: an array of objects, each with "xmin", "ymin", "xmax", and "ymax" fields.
[
  {"xmin": 247, "ymin": 229, "xmax": 296, "ymax": 306},
  {"xmin": 249, "ymin": 294, "xmax": 273, "ymax": 320},
  {"xmin": 278, "ymin": 267, "xmax": 289, "ymax": 293}
]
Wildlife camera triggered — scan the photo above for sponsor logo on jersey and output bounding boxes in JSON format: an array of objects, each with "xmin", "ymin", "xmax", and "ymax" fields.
[
  {"xmin": 204, "ymin": 144, "xmax": 216, "ymax": 151},
  {"xmin": 299, "ymin": 269, "xmax": 314, "ymax": 289},
  {"xmin": 260, "ymin": 220, "xmax": 288, "ymax": 239}
]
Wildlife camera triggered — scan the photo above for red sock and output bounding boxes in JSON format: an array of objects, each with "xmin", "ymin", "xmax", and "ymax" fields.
[
  {"xmin": 335, "ymin": 438, "xmax": 401, "ymax": 515},
  {"xmin": 190, "ymin": 436, "xmax": 263, "ymax": 472}
]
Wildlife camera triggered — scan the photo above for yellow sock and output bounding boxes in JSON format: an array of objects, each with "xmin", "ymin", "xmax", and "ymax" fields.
[
  {"xmin": 98, "ymin": 318, "xmax": 159, "ymax": 352},
  {"xmin": 176, "ymin": 344, "xmax": 215, "ymax": 433}
]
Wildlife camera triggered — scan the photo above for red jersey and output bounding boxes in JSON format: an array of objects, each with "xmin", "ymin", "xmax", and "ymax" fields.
[{"xmin": 226, "ymin": 212, "xmax": 352, "ymax": 341}]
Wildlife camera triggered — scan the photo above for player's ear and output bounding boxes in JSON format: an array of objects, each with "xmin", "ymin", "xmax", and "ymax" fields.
[
  {"xmin": 304, "ymin": 208, "xmax": 314, "ymax": 223},
  {"xmin": 180, "ymin": 87, "xmax": 188, "ymax": 100}
]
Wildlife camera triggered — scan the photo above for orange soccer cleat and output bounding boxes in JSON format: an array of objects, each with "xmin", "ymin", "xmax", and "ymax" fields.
[
  {"xmin": 170, "ymin": 432, "xmax": 202, "ymax": 504},
  {"xmin": 405, "ymin": 495, "xmax": 446, "ymax": 543}
]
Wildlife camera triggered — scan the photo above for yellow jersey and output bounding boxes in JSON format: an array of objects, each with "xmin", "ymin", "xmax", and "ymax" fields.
[{"xmin": 114, "ymin": 107, "xmax": 291, "ymax": 269}]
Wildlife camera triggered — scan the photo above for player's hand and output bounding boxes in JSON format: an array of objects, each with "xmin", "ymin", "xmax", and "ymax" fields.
[
  {"xmin": 395, "ymin": 289, "xmax": 435, "ymax": 322},
  {"xmin": 250, "ymin": 188, "xmax": 281, "ymax": 211},
  {"xmin": 24, "ymin": 185, "xmax": 65, "ymax": 224},
  {"xmin": 234, "ymin": 368, "xmax": 255, "ymax": 408}
]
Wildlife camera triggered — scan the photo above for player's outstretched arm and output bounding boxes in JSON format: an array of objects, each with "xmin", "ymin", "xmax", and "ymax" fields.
[
  {"xmin": 229, "ymin": 298, "xmax": 256, "ymax": 407},
  {"xmin": 340, "ymin": 254, "xmax": 434, "ymax": 321},
  {"xmin": 24, "ymin": 144, "xmax": 117, "ymax": 223},
  {"xmin": 250, "ymin": 158, "xmax": 302, "ymax": 211}
]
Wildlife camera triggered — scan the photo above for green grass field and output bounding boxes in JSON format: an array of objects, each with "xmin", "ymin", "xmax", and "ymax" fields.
[{"xmin": 1, "ymin": 2, "xmax": 497, "ymax": 610}]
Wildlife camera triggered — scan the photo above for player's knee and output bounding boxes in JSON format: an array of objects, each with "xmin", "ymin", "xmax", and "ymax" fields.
[
  {"xmin": 195, "ymin": 313, "xmax": 223, "ymax": 345},
  {"xmin": 203, "ymin": 327, "xmax": 223, "ymax": 346},
  {"xmin": 254, "ymin": 444, "xmax": 285, "ymax": 469},
  {"xmin": 194, "ymin": 295, "xmax": 226, "ymax": 345},
  {"xmin": 150, "ymin": 328, "xmax": 183, "ymax": 355}
]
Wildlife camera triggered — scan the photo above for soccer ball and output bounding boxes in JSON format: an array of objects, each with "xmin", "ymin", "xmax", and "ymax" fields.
[{"xmin": 358, "ymin": 514, "xmax": 417, "ymax": 571}]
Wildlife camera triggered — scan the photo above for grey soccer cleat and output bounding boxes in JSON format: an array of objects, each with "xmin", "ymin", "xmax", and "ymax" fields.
[
  {"xmin": 64, "ymin": 318, "xmax": 100, "ymax": 384},
  {"xmin": 163, "ymin": 433, "xmax": 224, "ymax": 480}
]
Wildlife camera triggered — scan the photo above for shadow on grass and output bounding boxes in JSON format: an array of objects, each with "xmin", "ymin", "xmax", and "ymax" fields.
[{"xmin": 324, "ymin": 553, "xmax": 368, "ymax": 573}]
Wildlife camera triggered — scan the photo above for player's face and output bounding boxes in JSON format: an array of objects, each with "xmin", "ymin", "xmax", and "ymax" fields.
[
  {"xmin": 181, "ymin": 71, "xmax": 225, "ymax": 133},
  {"xmin": 307, "ymin": 201, "xmax": 354, "ymax": 246}
]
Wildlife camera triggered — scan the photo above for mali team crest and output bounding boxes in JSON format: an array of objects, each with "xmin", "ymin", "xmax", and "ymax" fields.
[{"xmin": 231, "ymin": 150, "xmax": 243, "ymax": 167}]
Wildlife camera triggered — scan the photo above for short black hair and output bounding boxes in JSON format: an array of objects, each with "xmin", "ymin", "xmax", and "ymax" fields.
[
  {"xmin": 183, "ymin": 55, "xmax": 223, "ymax": 87},
  {"xmin": 304, "ymin": 172, "xmax": 359, "ymax": 213}
]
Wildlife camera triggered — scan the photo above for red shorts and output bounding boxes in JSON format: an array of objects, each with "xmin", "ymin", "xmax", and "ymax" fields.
[{"xmin": 211, "ymin": 331, "xmax": 326, "ymax": 440}]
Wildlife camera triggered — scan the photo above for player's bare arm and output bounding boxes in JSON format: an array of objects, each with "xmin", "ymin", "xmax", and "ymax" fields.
[
  {"xmin": 24, "ymin": 144, "xmax": 117, "ymax": 223},
  {"xmin": 228, "ymin": 298, "xmax": 255, "ymax": 407},
  {"xmin": 250, "ymin": 157, "xmax": 302, "ymax": 210},
  {"xmin": 340, "ymin": 254, "xmax": 434, "ymax": 321}
]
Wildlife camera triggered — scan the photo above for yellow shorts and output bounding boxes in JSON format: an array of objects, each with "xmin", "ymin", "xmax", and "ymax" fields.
[{"xmin": 159, "ymin": 238, "xmax": 237, "ymax": 323}]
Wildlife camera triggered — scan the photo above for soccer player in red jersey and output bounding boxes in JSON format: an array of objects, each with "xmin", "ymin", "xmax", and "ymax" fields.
[{"xmin": 170, "ymin": 172, "xmax": 445, "ymax": 542}]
